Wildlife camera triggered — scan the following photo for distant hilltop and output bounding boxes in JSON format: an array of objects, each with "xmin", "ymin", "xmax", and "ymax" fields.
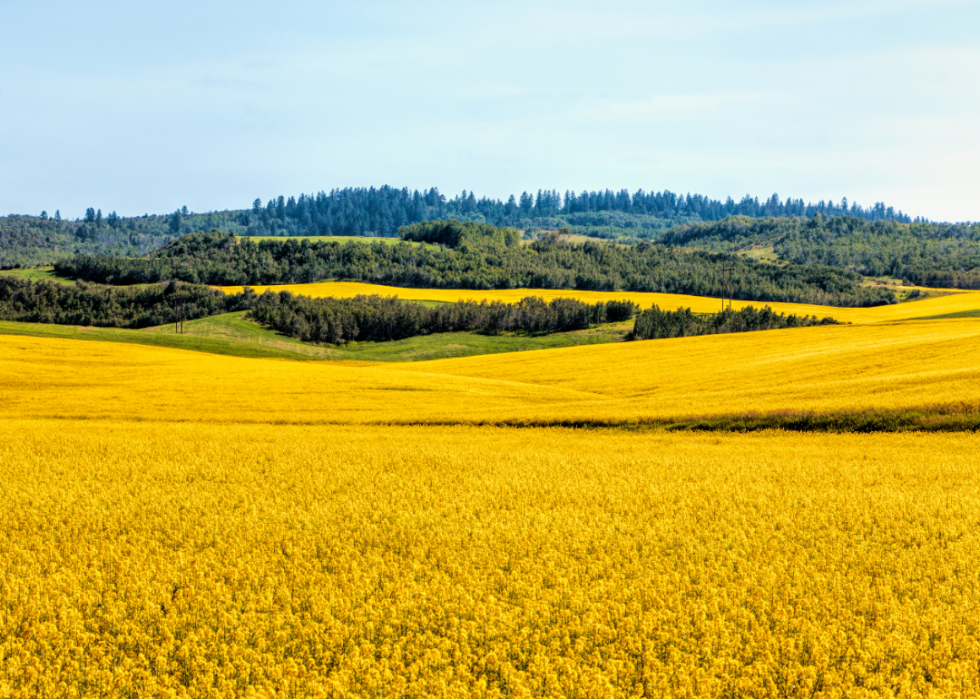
[
  {"xmin": 10, "ymin": 185, "xmax": 917, "ymax": 238},
  {"xmin": 0, "ymin": 186, "xmax": 954, "ymax": 272}
]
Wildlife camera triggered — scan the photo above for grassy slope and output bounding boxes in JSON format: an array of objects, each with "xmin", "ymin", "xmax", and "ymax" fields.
[
  {"xmin": 0, "ymin": 318, "xmax": 309, "ymax": 360},
  {"xmin": 0, "ymin": 311, "xmax": 630, "ymax": 362},
  {"xmin": 0, "ymin": 266, "xmax": 76, "ymax": 285}
]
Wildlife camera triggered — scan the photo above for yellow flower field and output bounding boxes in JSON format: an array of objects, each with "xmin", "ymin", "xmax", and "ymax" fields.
[
  {"xmin": 4, "ymin": 311, "xmax": 980, "ymax": 696},
  {"xmin": 2, "ymin": 420, "xmax": 979, "ymax": 698},
  {"xmin": 3, "ymin": 317, "xmax": 979, "ymax": 426},
  {"xmin": 214, "ymin": 280, "xmax": 980, "ymax": 324}
]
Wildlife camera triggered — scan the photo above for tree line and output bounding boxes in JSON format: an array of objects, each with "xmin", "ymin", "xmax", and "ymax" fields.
[
  {"xmin": 0, "ymin": 276, "xmax": 245, "ymax": 328},
  {"xmin": 0, "ymin": 214, "xmax": 179, "ymax": 268},
  {"xmin": 250, "ymin": 292, "xmax": 637, "ymax": 344},
  {"xmin": 0, "ymin": 204, "xmax": 257, "ymax": 268},
  {"xmin": 235, "ymin": 187, "xmax": 914, "ymax": 238},
  {"xmin": 55, "ymin": 228, "xmax": 896, "ymax": 307},
  {"xmin": 628, "ymin": 304, "xmax": 839, "ymax": 341},
  {"xmin": 3, "ymin": 184, "xmax": 922, "ymax": 268},
  {"xmin": 662, "ymin": 215, "xmax": 980, "ymax": 289}
]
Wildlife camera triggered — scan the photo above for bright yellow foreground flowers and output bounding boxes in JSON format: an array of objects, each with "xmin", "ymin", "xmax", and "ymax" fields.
[
  {"xmin": 3, "ymin": 314, "xmax": 980, "ymax": 697},
  {"xmin": 2, "ymin": 421, "xmax": 980, "ymax": 698}
]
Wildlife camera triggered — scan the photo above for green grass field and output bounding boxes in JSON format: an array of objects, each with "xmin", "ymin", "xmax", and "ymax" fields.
[
  {"xmin": 736, "ymin": 245, "xmax": 782, "ymax": 264},
  {"xmin": 911, "ymin": 308, "xmax": 980, "ymax": 320},
  {"xmin": 0, "ymin": 318, "xmax": 309, "ymax": 360},
  {"xmin": 0, "ymin": 266, "xmax": 76, "ymax": 285},
  {"xmin": 0, "ymin": 312, "xmax": 630, "ymax": 362}
]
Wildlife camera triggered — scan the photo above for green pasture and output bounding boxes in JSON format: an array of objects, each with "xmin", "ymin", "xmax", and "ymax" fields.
[
  {"xmin": 1, "ymin": 311, "xmax": 630, "ymax": 362},
  {"xmin": 0, "ymin": 266, "xmax": 76, "ymax": 285}
]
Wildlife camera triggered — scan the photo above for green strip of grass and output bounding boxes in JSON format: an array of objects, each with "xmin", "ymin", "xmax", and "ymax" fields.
[
  {"xmin": 50, "ymin": 404, "xmax": 979, "ymax": 434},
  {"xmin": 0, "ymin": 267, "xmax": 76, "ymax": 285},
  {"xmin": 910, "ymin": 309, "xmax": 980, "ymax": 320},
  {"xmin": 0, "ymin": 319, "xmax": 314, "ymax": 359},
  {"xmin": 1, "ymin": 312, "xmax": 630, "ymax": 362},
  {"xmin": 378, "ymin": 404, "xmax": 980, "ymax": 433}
]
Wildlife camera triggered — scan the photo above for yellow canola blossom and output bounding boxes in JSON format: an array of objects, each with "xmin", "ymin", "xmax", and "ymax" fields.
[
  {"xmin": 214, "ymin": 280, "xmax": 980, "ymax": 324},
  {"xmin": 6, "ymin": 310, "xmax": 980, "ymax": 696},
  {"xmin": 3, "ymin": 318, "xmax": 979, "ymax": 425},
  {"xmin": 2, "ymin": 420, "xmax": 979, "ymax": 698}
]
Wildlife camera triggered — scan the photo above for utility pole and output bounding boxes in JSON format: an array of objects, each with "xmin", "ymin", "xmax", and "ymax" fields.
[
  {"xmin": 720, "ymin": 262, "xmax": 736, "ymax": 312},
  {"xmin": 173, "ymin": 284, "xmax": 184, "ymax": 334}
]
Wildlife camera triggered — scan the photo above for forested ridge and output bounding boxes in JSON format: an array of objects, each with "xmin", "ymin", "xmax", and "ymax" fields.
[
  {"xmin": 221, "ymin": 187, "xmax": 916, "ymax": 238},
  {"xmin": 10, "ymin": 190, "xmax": 976, "ymax": 290},
  {"xmin": 663, "ymin": 215, "xmax": 980, "ymax": 289},
  {"xmin": 55, "ymin": 226, "xmax": 896, "ymax": 307},
  {"xmin": 3, "ymin": 186, "xmax": 917, "ymax": 267}
]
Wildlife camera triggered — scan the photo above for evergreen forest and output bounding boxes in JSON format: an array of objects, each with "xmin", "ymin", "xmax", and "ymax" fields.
[
  {"xmin": 54, "ymin": 227, "xmax": 895, "ymax": 307},
  {"xmin": 2, "ymin": 185, "xmax": 922, "ymax": 267},
  {"xmin": 628, "ymin": 304, "xmax": 839, "ymax": 341},
  {"xmin": 250, "ymin": 292, "xmax": 637, "ymax": 344},
  {"xmin": 5, "ymin": 186, "xmax": 978, "ymax": 292},
  {"xmin": 661, "ymin": 215, "xmax": 980, "ymax": 289},
  {"xmin": 0, "ymin": 276, "xmax": 245, "ymax": 328}
]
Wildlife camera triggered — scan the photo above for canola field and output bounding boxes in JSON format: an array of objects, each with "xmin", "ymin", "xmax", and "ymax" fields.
[
  {"xmin": 4, "ymin": 318, "xmax": 979, "ymax": 425},
  {"xmin": 3, "ymin": 421, "xmax": 980, "ymax": 698},
  {"xmin": 4, "ymin": 310, "xmax": 980, "ymax": 696},
  {"xmin": 214, "ymin": 280, "xmax": 980, "ymax": 324}
]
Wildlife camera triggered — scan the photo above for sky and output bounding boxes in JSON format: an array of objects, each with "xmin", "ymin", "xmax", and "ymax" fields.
[{"xmin": 2, "ymin": 0, "xmax": 979, "ymax": 222}]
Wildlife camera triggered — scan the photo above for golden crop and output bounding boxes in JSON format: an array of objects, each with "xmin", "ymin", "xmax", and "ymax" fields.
[
  {"xmin": 4, "ymin": 317, "xmax": 979, "ymax": 426},
  {"xmin": 4, "ymin": 314, "xmax": 980, "ymax": 696},
  {"xmin": 214, "ymin": 280, "xmax": 980, "ymax": 324},
  {"xmin": 2, "ymin": 420, "xmax": 980, "ymax": 698}
]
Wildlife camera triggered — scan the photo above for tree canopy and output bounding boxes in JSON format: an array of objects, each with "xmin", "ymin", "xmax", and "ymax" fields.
[{"xmin": 55, "ymin": 228, "xmax": 896, "ymax": 307}]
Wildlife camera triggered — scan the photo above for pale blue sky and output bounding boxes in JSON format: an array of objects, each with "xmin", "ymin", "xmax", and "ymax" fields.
[{"xmin": 2, "ymin": 0, "xmax": 978, "ymax": 221}]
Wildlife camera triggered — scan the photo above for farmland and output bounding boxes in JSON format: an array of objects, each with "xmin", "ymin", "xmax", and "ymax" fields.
[
  {"xmin": 4, "ymin": 314, "xmax": 980, "ymax": 427},
  {"xmin": 7, "ymin": 0, "xmax": 980, "ymax": 692},
  {"xmin": 2, "ymin": 419, "xmax": 980, "ymax": 695},
  {"xmin": 5, "ymin": 261, "xmax": 980, "ymax": 696}
]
